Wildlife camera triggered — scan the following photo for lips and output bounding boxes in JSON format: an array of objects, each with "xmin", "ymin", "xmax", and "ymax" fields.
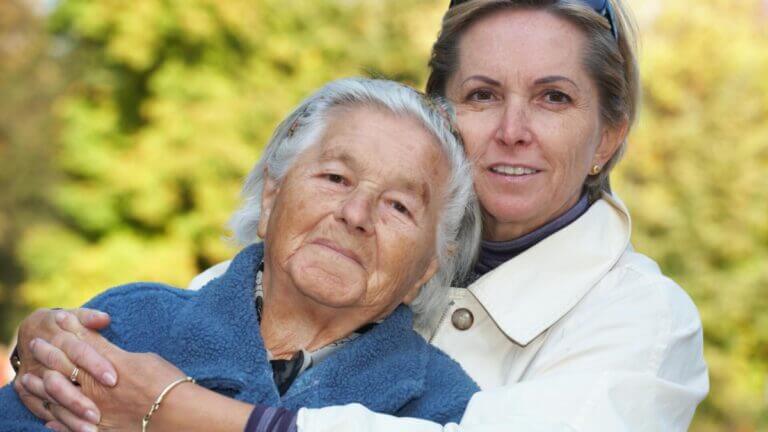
[
  {"xmin": 488, "ymin": 164, "xmax": 542, "ymax": 177},
  {"xmin": 310, "ymin": 239, "xmax": 363, "ymax": 266}
]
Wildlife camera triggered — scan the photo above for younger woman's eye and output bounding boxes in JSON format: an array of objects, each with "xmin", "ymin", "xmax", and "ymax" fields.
[
  {"xmin": 467, "ymin": 89, "xmax": 495, "ymax": 102},
  {"xmin": 544, "ymin": 90, "xmax": 572, "ymax": 104}
]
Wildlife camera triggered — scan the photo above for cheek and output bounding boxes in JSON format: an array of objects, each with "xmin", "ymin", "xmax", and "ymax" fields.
[
  {"xmin": 456, "ymin": 112, "xmax": 493, "ymax": 159},
  {"xmin": 368, "ymin": 226, "xmax": 435, "ymax": 300}
]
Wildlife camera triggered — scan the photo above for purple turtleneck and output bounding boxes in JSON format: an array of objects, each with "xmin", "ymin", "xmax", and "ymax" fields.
[{"xmin": 473, "ymin": 193, "xmax": 591, "ymax": 277}]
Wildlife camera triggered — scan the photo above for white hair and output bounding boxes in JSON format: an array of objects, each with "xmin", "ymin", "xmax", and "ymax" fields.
[{"xmin": 229, "ymin": 77, "xmax": 481, "ymax": 333}]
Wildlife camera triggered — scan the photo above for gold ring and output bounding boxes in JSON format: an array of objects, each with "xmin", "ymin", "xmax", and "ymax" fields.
[{"xmin": 69, "ymin": 367, "xmax": 80, "ymax": 383}]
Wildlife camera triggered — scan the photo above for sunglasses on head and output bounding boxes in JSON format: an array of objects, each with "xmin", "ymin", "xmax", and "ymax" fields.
[{"xmin": 447, "ymin": 0, "xmax": 619, "ymax": 41}]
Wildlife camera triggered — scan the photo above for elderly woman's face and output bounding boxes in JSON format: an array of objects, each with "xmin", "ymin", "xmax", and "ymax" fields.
[
  {"xmin": 258, "ymin": 106, "xmax": 447, "ymax": 319},
  {"xmin": 446, "ymin": 9, "xmax": 624, "ymax": 241}
]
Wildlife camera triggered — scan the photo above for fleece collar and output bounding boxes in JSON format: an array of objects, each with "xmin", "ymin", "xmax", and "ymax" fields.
[{"xmin": 163, "ymin": 243, "xmax": 430, "ymax": 411}]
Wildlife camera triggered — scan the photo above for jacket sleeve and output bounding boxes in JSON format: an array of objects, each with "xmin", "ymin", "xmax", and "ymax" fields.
[
  {"xmin": 296, "ymin": 265, "xmax": 709, "ymax": 432},
  {"xmin": 395, "ymin": 347, "xmax": 479, "ymax": 424},
  {"xmin": 0, "ymin": 384, "xmax": 52, "ymax": 431}
]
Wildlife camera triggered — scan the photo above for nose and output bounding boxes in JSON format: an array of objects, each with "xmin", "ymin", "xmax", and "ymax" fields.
[
  {"xmin": 335, "ymin": 189, "xmax": 375, "ymax": 236},
  {"xmin": 495, "ymin": 98, "xmax": 534, "ymax": 147}
]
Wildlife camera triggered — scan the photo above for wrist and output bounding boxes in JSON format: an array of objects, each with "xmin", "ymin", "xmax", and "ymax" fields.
[{"xmin": 151, "ymin": 381, "xmax": 253, "ymax": 432}]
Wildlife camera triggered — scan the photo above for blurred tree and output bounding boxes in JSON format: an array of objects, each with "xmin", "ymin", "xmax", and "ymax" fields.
[
  {"xmin": 0, "ymin": 0, "xmax": 66, "ymax": 339},
  {"xmin": 3, "ymin": 0, "xmax": 767, "ymax": 430},
  {"xmin": 614, "ymin": 0, "xmax": 768, "ymax": 430},
  {"xmin": 15, "ymin": 0, "xmax": 446, "ymax": 310}
]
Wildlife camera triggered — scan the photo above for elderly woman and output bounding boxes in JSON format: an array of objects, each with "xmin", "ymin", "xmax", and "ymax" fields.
[
  {"xmin": 12, "ymin": 1, "xmax": 709, "ymax": 431},
  {"xmin": 0, "ymin": 78, "xmax": 482, "ymax": 431}
]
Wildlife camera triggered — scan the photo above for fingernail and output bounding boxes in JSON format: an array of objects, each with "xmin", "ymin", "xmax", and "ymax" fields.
[
  {"xmin": 96, "ymin": 311, "xmax": 109, "ymax": 319},
  {"xmin": 102, "ymin": 372, "xmax": 117, "ymax": 386},
  {"xmin": 29, "ymin": 338, "xmax": 37, "ymax": 350},
  {"xmin": 20, "ymin": 374, "xmax": 29, "ymax": 385},
  {"xmin": 55, "ymin": 311, "xmax": 67, "ymax": 323},
  {"xmin": 81, "ymin": 424, "xmax": 98, "ymax": 432},
  {"xmin": 84, "ymin": 409, "xmax": 100, "ymax": 424}
]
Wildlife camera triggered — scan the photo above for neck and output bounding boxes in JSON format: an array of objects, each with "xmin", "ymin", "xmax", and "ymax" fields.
[{"xmin": 258, "ymin": 262, "xmax": 374, "ymax": 360}]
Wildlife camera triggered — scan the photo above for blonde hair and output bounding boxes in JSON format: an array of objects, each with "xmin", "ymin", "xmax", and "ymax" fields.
[{"xmin": 426, "ymin": 0, "xmax": 640, "ymax": 200}]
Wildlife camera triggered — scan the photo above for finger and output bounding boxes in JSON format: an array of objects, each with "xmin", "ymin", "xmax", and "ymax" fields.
[
  {"xmin": 29, "ymin": 338, "xmax": 76, "ymax": 378},
  {"xmin": 42, "ymin": 370, "xmax": 101, "ymax": 426},
  {"xmin": 60, "ymin": 309, "xmax": 111, "ymax": 331},
  {"xmin": 20, "ymin": 373, "xmax": 54, "ymax": 402},
  {"xmin": 53, "ymin": 311, "xmax": 89, "ymax": 339},
  {"xmin": 48, "ymin": 401, "xmax": 99, "ymax": 432},
  {"xmin": 46, "ymin": 421, "xmax": 74, "ymax": 432},
  {"xmin": 55, "ymin": 331, "xmax": 117, "ymax": 387},
  {"xmin": 14, "ymin": 376, "xmax": 56, "ymax": 423}
]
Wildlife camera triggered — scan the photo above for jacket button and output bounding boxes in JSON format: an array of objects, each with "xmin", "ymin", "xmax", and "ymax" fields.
[{"xmin": 451, "ymin": 308, "xmax": 474, "ymax": 331}]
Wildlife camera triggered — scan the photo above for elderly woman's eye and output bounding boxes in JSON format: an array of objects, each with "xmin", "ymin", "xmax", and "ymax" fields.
[
  {"xmin": 544, "ymin": 90, "xmax": 572, "ymax": 104},
  {"xmin": 391, "ymin": 201, "xmax": 410, "ymax": 216},
  {"xmin": 326, "ymin": 174, "xmax": 346, "ymax": 184}
]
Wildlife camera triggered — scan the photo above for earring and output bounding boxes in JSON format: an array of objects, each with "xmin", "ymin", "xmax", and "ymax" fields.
[{"xmin": 590, "ymin": 164, "xmax": 602, "ymax": 175}]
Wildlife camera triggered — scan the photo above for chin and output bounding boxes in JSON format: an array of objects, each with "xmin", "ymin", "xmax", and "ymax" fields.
[{"xmin": 484, "ymin": 196, "xmax": 542, "ymax": 227}]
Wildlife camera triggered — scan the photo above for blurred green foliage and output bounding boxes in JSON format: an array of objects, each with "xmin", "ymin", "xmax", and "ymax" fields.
[{"xmin": 0, "ymin": 0, "xmax": 766, "ymax": 430}]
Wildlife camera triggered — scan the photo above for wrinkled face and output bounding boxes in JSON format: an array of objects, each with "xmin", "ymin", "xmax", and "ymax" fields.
[
  {"xmin": 446, "ymin": 9, "xmax": 624, "ymax": 240},
  {"xmin": 258, "ymin": 106, "xmax": 447, "ymax": 320}
]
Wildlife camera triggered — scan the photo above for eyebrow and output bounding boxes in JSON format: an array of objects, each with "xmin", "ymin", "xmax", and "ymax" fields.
[
  {"xmin": 461, "ymin": 75, "xmax": 502, "ymax": 87},
  {"xmin": 534, "ymin": 75, "xmax": 580, "ymax": 89},
  {"xmin": 318, "ymin": 149, "xmax": 359, "ymax": 170}
]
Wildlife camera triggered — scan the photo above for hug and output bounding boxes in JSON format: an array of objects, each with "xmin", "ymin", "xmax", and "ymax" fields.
[{"xmin": 4, "ymin": 1, "xmax": 708, "ymax": 431}]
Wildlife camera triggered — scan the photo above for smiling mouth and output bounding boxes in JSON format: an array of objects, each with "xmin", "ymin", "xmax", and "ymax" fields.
[
  {"xmin": 489, "ymin": 165, "xmax": 541, "ymax": 177},
  {"xmin": 311, "ymin": 239, "xmax": 363, "ymax": 266}
]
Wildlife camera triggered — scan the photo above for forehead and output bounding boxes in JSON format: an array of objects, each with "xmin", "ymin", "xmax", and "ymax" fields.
[
  {"xmin": 456, "ymin": 9, "xmax": 588, "ymax": 82},
  {"xmin": 309, "ymin": 106, "xmax": 449, "ymax": 190}
]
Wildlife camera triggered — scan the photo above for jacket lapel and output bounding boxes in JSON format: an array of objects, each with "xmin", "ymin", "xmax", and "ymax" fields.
[{"xmin": 468, "ymin": 194, "xmax": 632, "ymax": 346}]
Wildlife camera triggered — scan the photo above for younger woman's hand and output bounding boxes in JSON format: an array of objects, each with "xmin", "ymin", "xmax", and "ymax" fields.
[
  {"xmin": 20, "ymin": 328, "xmax": 187, "ymax": 432},
  {"xmin": 13, "ymin": 308, "xmax": 116, "ymax": 425}
]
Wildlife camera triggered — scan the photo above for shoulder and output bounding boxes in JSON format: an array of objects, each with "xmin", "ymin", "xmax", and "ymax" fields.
[
  {"xmin": 550, "ymin": 246, "xmax": 706, "ymax": 377},
  {"xmin": 84, "ymin": 281, "xmax": 194, "ymax": 315},
  {"xmin": 82, "ymin": 282, "xmax": 196, "ymax": 349},
  {"xmin": 594, "ymin": 247, "xmax": 702, "ymax": 334}
]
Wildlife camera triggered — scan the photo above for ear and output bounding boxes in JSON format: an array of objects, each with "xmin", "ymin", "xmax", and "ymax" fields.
[
  {"xmin": 402, "ymin": 257, "xmax": 440, "ymax": 305},
  {"xmin": 257, "ymin": 172, "xmax": 280, "ymax": 240},
  {"xmin": 594, "ymin": 116, "xmax": 629, "ymax": 167}
]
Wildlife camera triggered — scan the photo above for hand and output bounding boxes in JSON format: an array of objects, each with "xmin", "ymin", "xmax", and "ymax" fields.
[
  {"xmin": 13, "ymin": 308, "xmax": 116, "ymax": 426},
  {"xmin": 20, "ymin": 328, "xmax": 187, "ymax": 432}
]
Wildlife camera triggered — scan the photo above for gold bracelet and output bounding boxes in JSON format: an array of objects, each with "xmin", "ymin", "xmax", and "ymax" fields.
[{"xmin": 141, "ymin": 376, "xmax": 195, "ymax": 432}]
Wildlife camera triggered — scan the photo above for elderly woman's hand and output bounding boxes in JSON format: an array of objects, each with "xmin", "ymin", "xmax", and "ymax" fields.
[
  {"xmin": 19, "ymin": 325, "xmax": 188, "ymax": 432},
  {"xmin": 12, "ymin": 309, "xmax": 117, "ymax": 424}
]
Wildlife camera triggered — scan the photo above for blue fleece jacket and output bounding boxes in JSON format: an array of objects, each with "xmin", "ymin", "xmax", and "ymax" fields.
[{"xmin": 0, "ymin": 243, "xmax": 478, "ymax": 431}]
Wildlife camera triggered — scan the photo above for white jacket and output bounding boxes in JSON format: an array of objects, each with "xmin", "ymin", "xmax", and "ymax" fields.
[{"xmin": 189, "ymin": 194, "xmax": 709, "ymax": 431}]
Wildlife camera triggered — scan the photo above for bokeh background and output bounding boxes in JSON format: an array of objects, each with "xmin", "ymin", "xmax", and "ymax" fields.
[{"xmin": 0, "ymin": 0, "xmax": 766, "ymax": 429}]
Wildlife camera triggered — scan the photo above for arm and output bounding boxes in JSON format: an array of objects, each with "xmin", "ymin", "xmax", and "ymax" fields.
[
  {"xmin": 20, "ymin": 324, "xmax": 254, "ymax": 432},
  {"xmin": 297, "ymin": 268, "xmax": 708, "ymax": 432},
  {"xmin": 21, "ymin": 266, "xmax": 708, "ymax": 432}
]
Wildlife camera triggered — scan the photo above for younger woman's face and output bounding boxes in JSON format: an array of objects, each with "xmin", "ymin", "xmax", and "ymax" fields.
[{"xmin": 446, "ymin": 9, "xmax": 624, "ymax": 241}]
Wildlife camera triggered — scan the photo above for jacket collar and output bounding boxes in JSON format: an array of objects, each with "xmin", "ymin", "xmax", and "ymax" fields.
[{"xmin": 468, "ymin": 193, "xmax": 631, "ymax": 346}]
